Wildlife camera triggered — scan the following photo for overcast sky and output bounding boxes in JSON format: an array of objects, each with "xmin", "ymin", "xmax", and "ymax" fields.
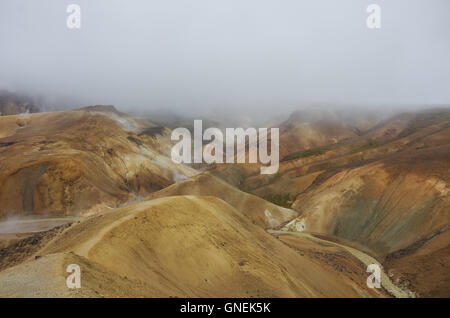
[{"xmin": 0, "ymin": 0, "xmax": 449, "ymax": 117}]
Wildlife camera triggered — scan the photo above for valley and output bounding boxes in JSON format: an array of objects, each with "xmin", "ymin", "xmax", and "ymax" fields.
[{"xmin": 0, "ymin": 105, "xmax": 448, "ymax": 297}]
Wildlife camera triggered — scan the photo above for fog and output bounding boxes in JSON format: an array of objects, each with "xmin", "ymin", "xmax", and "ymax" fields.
[{"xmin": 0, "ymin": 0, "xmax": 449, "ymax": 118}]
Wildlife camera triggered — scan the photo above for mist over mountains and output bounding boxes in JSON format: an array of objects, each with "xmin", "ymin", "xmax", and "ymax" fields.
[
  {"xmin": 1, "ymin": 0, "xmax": 450, "ymax": 117},
  {"xmin": 0, "ymin": 0, "xmax": 449, "ymax": 300}
]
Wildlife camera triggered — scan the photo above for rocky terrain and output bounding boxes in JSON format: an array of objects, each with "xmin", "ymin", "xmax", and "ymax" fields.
[
  {"xmin": 0, "ymin": 196, "xmax": 389, "ymax": 297},
  {"xmin": 0, "ymin": 106, "xmax": 195, "ymax": 218},
  {"xmin": 0, "ymin": 106, "xmax": 448, "ymax": 297},
  {"xmin": 209, "ymin": 107, "xmax": 450, "ymax": 297}
]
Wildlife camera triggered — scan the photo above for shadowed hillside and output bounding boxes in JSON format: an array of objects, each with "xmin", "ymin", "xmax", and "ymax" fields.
[
  {"xmin": 0, "ymin": 107, "xmax": 196, "ymax": 218},
  {"xmin": 207, "ymin": 107, "xmax": 450, "ymax": 297},
  {"xmin": 0, "ymin": 196, "xmax": 388, "ymax": 297},
  {"xmin": 0, "ymin": 106, "xmax": 448, "ymax": 298}
]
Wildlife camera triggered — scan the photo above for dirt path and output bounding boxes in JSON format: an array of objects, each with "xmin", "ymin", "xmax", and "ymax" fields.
[
  {"xmin": 268, "ymin": 230, "xmax": 415, "ymax": 298},
  {"xmin": 75, "ymin": 198, "xmax": 170, "ymax": 257},
  {"xmin": 0, "ymin": 216, "xmax": 81, "ymax": 234}
]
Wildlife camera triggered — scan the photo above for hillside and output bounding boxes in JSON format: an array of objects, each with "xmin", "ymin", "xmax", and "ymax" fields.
[
  {"xmin": 147, "ymin": 174, "xmax": 297, "ymax": 229},
  {"xmin": 0, "ymin": 106, "xmax": 448, "ymax": 298},
  {"xmin": 0, "ymin": 107, "xmax": 196, "ymax": 218},
  {"xmin": 0, "ymin": 91, "xmax": 40, "ymax": 116},
  {"xmin": 207, "ymin": 107, "xmax": 450, "ymax": 297},
  {"xmin": 0, "ymin": 196, "xmax": 388, "ymax": 297}
]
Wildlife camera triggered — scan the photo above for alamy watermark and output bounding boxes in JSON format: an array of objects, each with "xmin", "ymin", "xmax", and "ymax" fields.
[
  {"xmin": 171, "ymin": 120, "xmax": 279, "ymax": 174},
  {"xmin": 66, "ymin": 4, "xmax": 81, "ymax": 29},
  {"xmin": 66, "ymin": 264, "xmax": 81, "ymax": 289},
  {"xmin": 366, "ymin": 264, "xmax": 381, "ymax": 289},
  {"xmin": 66, "ymin": 4, "xmax": 381, "ymax": 30},
  {"xmin": 367, "ymin": 4, "xmax": 381, "ymax": 29}
]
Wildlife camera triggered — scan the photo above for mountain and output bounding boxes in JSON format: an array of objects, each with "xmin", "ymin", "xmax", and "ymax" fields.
[
  {"xmin": 278, "ymin": 109, "xmax": 358, "ymax": 159},
  {"xmin": 0, "ymin": 196, "xmax": 388, "ymax": 297},
  {"xmin": 0, "ymin": 106, "xmax": 196, "ymax": 218},
  {"xmin": 147, "ymin": 173, "xmax": 297, "ymax": 229},
  {"xmin": 0, "ymin": 105, "xmax": 448, "ymax": 297},
  {"xmin": 219, "ymin": 107, "xmax": 450, "ymax": 297},
  {"xmin": 0, "ymin": 90, "xmax": 40, "ymax": 116}
]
